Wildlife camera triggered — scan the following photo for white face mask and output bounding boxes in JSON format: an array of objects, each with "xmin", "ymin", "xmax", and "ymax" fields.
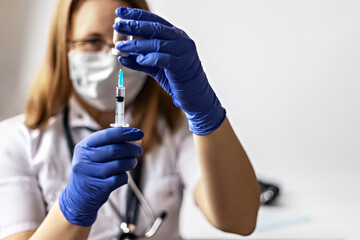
[{"xmin": 68, "ymin": 51, "xmax": 147, "ymax": 111}]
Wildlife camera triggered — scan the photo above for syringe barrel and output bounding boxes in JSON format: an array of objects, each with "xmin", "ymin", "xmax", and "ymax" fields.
[
  {"xmin": 112, "ymin": 17, "xmax": 133, "ymax": 56},
  {"xmin": 116, "ymin": 86, "xmax": 125, "ymax": 102},
  {"xmin": 112, "ymin": 85, "xmax": 128, "ymax": 127}
]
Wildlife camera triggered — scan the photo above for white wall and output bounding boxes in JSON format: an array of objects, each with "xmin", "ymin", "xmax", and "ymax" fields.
[
  {"xmin": 147, "ymin": 0, "xmax": 360, "ymax": 178},
  {"xmin": 147, "ymin": 1, "xmax": 360, "ymax": 239},
  {"xmin": 0, "ymin": 0, "xmax": 56, "ymax": 120},
  {"xmin": 1, "ymin": 0, "xmax": 359, "ymax": 239}
]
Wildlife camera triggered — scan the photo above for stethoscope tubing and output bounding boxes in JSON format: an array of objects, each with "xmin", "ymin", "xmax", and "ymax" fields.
[{"xmin": 62, "ymin": 107, "xmax": 166, "ymax": 239}]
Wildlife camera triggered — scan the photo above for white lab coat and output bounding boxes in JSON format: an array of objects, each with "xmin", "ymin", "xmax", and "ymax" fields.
[{"xmin": 0, "ymin": 96, "xmax": 201, "ymax": 240}]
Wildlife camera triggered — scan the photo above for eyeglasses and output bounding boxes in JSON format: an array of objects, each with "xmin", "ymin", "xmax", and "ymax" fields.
[{"xmin": 68, "ymin": 38, "xmax": 125, "ymax": 53}]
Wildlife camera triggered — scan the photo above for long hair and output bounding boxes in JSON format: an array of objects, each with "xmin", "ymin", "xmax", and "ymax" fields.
[{"xmin": 24, "ymin": 0, "xmax": 182, "ymax": 153}]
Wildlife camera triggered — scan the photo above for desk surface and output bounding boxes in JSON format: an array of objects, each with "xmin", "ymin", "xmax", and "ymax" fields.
[{"xmin": 179, "ymin": 170, "xmax": 360, "ymax": 239}]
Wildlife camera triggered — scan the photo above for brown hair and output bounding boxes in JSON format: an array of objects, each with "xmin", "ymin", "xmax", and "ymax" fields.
[{"xmin": 24, "ymin": 0, "xmax": 182, "ymax": 153}]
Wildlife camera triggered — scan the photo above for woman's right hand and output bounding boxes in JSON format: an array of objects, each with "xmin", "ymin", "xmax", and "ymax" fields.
[{"xmin": 59, "ymin": 127, "xmax": 143, "ymax": 227}]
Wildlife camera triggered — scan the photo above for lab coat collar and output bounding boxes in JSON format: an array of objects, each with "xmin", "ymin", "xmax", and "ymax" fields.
[
  {"xmin": 68, "ymin": 95, "xmax": 134, "ymax": 130},
  {"xmin": 68, "ymin": 95, "xmax": 102, "ymax": 130}
]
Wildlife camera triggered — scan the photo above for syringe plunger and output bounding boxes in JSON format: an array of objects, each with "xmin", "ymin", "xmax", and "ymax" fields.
[{"xmin": 116, "ymin": 87, "xmax": 125, "ymax": 103}]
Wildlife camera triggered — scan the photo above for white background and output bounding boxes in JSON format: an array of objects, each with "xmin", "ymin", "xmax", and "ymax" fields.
[{"xmin": 1, "ymin": 0, "xmax": 359, "ymax": 239}]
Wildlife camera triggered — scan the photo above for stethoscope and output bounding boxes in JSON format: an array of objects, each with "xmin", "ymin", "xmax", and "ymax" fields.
[{"xmin": 63, "ymin": 107, "xmax": 167, "ymax": 240}]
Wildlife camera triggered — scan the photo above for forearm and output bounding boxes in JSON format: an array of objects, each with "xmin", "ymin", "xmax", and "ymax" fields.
[
  {"xmin": 194, "ymin": 117, "xmax": 260, "ymax": 235},
  {"xmin": 29, "ymin": 200, "xmax": 91, "ymax": 240}
]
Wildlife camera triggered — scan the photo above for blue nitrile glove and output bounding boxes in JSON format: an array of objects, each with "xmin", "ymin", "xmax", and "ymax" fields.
[
  {"xmin": 59, "ymin": 127, "xmax": 143, "ymax": 227},
  {"xmin": 113, "ymin": 8, "xmax": 226, "ymax": 135}
]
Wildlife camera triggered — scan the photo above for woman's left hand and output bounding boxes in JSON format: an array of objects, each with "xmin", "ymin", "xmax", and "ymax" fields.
[{"xmin": 113, "ymin": 8, "xmax": 226, "ymax": 135}]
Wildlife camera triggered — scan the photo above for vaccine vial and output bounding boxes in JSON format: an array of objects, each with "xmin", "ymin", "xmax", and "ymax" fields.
[{"xmin": 112, "ymin": 17, "xmax": 133, "ymax": 56}]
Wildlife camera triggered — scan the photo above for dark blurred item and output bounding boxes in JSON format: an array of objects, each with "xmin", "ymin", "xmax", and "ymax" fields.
[{"xmin": 259, "ymin": 180, "xmax": 280, "ymax": 205}]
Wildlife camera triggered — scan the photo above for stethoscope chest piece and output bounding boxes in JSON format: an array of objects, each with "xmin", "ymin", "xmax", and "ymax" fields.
[
  {"xmin": 119, "ymin": 233, "xmax": 138, "ymax": 240},
  {"xmin": 111, "ymin": 232, "xmax": 137, "ymax": 240}
]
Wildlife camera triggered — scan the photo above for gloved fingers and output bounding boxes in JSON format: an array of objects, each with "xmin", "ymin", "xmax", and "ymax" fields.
[
  {"xmin": 84, "ymin": 143, "xmax": 143, "ymax": 162},
  {"xmin": 84, "ymin": 127, "xmax": 143, "ymax": 147},
  {"xmin": 119, "ymin": 56, "xmax": 174, "ymax": 94},
  {"xmin": 121, "ymin": 56, "xmax": 179, "ymax": 95},
  {"xmin": 120, "ymin": 55, "xmax": 174, "ymax": 94},
  {"xmin": 119, "ymin": 55, "xmax": 157, "ymax": 76},
  {"xmin": 82, "ymin": 158, "xmax": 137, "ymax": 178},
  {"xmin": 100, "ymin": 173, "xmax": 129, "ymax": 193},
  {"xmin": 116, "ymin": 39, "xmax": 190, "ymax": 56},
  {"xmin": 116, "ymin": 7, "xmax": 173, "ymax": 27},
  {"xmin": 113, "ymin": 20, "xmax": 179, "ymax": 40},
  {"xmin": 136, "ymin": 53, "xmax": 183, "ymax": 73}
]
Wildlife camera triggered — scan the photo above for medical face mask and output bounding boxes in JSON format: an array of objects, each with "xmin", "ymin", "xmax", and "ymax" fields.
[{"xmin": 68, "ymin": 51, "xmax": 147, "ymax": 111}]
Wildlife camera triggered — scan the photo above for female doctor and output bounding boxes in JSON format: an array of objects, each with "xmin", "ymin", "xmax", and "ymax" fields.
[{"xmin": 0, "ymin": 0, "xmax": 260, "ymax": 239}]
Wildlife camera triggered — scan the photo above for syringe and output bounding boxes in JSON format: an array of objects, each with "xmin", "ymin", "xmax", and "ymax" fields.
[{"xmin": 110, "ymin": 68, "xmax": 129, "ymax": 128}]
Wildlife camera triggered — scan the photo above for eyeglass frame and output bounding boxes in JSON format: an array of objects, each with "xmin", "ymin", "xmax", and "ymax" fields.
[{"xmin": 67, "ymin": 38, "xmax": 115, "ymax": 53}]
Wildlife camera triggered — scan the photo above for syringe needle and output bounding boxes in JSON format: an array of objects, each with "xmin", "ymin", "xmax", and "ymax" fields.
[{"xmin": 119, "ymin": 68, "xmax": 124, "ymax": 86}]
